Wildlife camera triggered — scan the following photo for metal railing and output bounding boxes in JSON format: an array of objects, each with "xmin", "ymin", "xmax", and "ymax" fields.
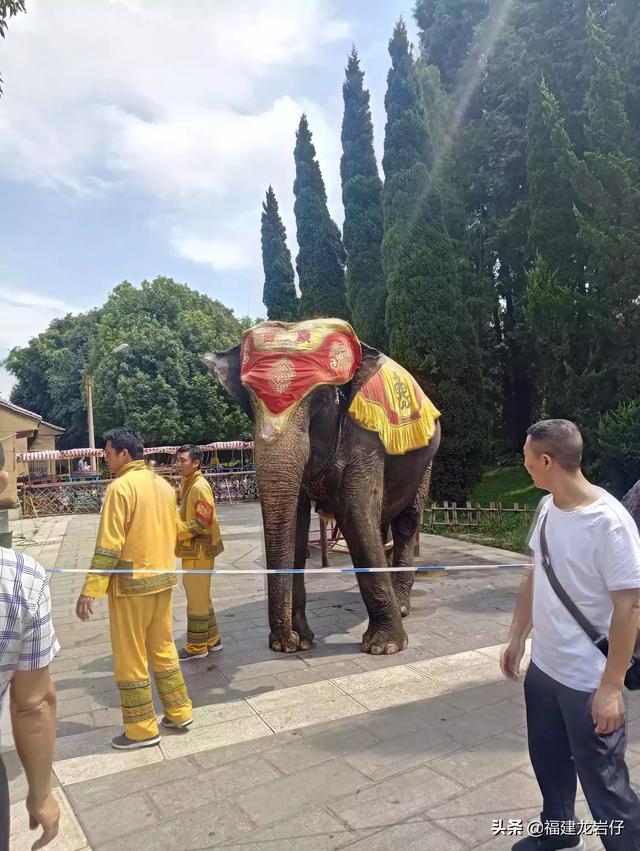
[{"xmin": 19, "ymin": 470, "xmax": 259, "ymax": 517}]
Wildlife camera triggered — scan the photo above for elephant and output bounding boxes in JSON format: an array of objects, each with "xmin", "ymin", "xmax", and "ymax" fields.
[{"xmin": 206, "ymin": 321, "xmax": 441, "ymax": 656}]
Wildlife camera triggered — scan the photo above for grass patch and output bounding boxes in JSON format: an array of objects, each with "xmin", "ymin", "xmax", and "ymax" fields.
[
  {"xmin": 469, "ymin": 465, "xmax": 545, "ymax": 508},
  {"xmin": 422, "ymin": 466, "xmax": 545, "ymax": 554},
  {"xmin": 423, "ymin": 515, "xmax": 533, "ymax": 554}
]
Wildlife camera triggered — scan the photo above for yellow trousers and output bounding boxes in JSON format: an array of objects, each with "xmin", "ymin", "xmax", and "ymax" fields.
[
  {"xmin": 183, "ymin": 556, "xmax": 220, "ymax": 655},
  {"xmin": 108, "ymin": 585, "xmax": 192, "ymax": 740}
]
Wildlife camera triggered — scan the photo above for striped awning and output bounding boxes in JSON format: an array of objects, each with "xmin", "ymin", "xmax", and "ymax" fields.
[{"xmin": 16, "ymin": 441, "xmax": 254, "ymax": 462}]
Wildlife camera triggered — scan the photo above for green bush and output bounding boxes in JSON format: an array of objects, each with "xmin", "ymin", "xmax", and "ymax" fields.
[{"xmin": 595, "ymin": 400, "xmax": 640, "ymax": 497}]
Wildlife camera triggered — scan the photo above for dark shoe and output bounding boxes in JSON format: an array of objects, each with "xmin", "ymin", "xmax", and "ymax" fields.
[
  {"xmin": 111, "ymin": 733, "xmax": 160, "ymax": 750},
  {"xmin": 208, "ymin": 639, "xmax": 223, "ymax": 653},
  {"xmin": 161, "ymin": 716, "xmax": 193, "ymax": 731},
  {"xmin": 178, "ymin": 647, "xmax": 208, "ymax": 661},
  {"xmin": 512, "ymin": 834, "xmax": 584, "ymax": 850}
]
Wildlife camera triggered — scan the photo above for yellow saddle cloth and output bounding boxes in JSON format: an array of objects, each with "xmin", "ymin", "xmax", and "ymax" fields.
[{"xmin": 348, "ymin": 357, "xmax": 440, "ymax": 455}]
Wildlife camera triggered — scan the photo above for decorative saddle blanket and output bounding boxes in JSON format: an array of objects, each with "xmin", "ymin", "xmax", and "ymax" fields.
[
  {"xmin": 240, "ymin": 319, "xmax": 362, "ymax": 439},
  {"xmin": 348, "ymin": 356, "xmax": 441, "ymax": 455}
]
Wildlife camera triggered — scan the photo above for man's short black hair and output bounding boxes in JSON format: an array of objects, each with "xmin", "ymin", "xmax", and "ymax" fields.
[
  {"xmin": 526, "ymin": 419, "xmax": 583, "ymax": 471},
  {"xmin": 177, "ymin": 444, "xmax": 202, "ymax": 466},
  {"xmin": 0, "ymin": 440, "xmax": 5, "ymax": 471},
  {"xmin": 103, "ymin": 427, "xmax": 144, "ymax": 460}
]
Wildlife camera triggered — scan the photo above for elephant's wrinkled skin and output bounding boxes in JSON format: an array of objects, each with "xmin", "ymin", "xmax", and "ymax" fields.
[{"xmin": 208, "ymin": 343, "xmax": 441, "ymax": 655}]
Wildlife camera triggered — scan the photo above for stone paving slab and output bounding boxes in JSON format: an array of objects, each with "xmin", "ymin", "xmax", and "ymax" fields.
[
  {"xmin": 6, "ymin": 503, "xmax": 636, "ymax": 850},
  {"xmin": 10, "ymin": 787, "xmax": 89, "ymax": 851}
]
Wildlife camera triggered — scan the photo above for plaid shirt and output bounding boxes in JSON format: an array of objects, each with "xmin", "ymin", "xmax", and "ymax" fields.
[{"xmin": 0, "ymin": 548, "xmax": 60, "ymax": 701}]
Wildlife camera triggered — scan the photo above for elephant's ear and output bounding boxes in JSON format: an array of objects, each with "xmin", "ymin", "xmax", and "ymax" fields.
[
  {"xmin": 349, "ymin": 344, "xmax": 383, "ymax": 402},
  {"xmin": 203, "ymin": 346, "xmax": 253, "ymax": 418}
]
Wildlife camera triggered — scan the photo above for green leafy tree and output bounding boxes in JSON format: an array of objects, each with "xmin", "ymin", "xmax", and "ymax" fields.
[
  {"xmin": 293, "ymin": 114, "xmax": 349, "ymax": 321},
  {"xmin": 260, "ymin": 186, "xmax": 299, "ymax": 322},
  {"xmin": 596, "ymin": 399, "xmax": 640, "ymax": 496},
  {"xmin": 382, "ymin": 20, "xmax": 484, "ymax": 502},
  {"xmin": 90, "ymin": 278, "xmax": 252, "ymax": 444},
  {"xmin": 6, "ymin": 310, "xmax": 101, "ymax": 448},
  {"xmin": 340, "ymin": 47, "xmax": 386, "ymax": 349},
  {"xmin": 7, "ymin": 278, "xmax": 252, "ymax": 448}
]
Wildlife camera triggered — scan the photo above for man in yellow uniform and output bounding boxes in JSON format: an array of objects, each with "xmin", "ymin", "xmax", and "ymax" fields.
[
  {"xmin": 76, "ymin": 427, "xmax": 192, "ymax": 750},
  {"xmin": 175, "ymin": 444, "xmax": 224, "ymax": 661}
]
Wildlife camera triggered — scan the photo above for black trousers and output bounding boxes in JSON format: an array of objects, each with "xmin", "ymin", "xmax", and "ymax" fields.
[
  {"xmin": 525, "ymin": 661, "xmax": 640, "ymax": 851},
  {"xmin": 0, "ymin": 753, "xmax": 8, "ymax": 851}
]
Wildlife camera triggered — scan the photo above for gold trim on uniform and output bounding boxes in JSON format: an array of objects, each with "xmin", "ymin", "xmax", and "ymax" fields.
[
  {"xmin": 116, "ymin": 572, "xmax": 177, "ymax": 596},
  {"xmin": 117, "ymin": 678, "xmax": 155, "ymax": 724},
  {"xmin": 155, "ymin": 665, "xmax": 190, "ymax": 710},
  {"xmin": 90, "ymin": 548, "xmax": 120, "ymax": 573}
]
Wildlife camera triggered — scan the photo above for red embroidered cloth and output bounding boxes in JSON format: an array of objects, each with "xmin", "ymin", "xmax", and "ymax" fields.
[{"xmin": 240, "ymin": 320, "xmax": 361, "ymax": 423}]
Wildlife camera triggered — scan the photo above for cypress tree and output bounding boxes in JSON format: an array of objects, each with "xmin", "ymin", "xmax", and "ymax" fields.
[
  {"xmin": 340, "ymin": 47, "xmax": 386, "ymax": 349},
  {"xmin": 571, "ymin": 10, "xmax": 640, "ymax": 407},
  {"xmin": 293, "ymin": 115, "xmax": 349, "ymax": 321},
  {"xmin": 528, "ymin": 11, "xmax": 640, "ymax": 440},
  {"xmin": 383, "ymin": 20, "xmax": 484, "ymax": 502},
  {"xmin": 584, "ymin": 6, "xmax": 631, "ymax": 156},
  {"xmin": 524, "ymin": 79, "xmax": 589, "ymax": 422},
  {"xmin": 260, "ymin": 186, "xmax": 299, "ymax": 322},
  {"xmin": 527, "ymin": 75, "xmax": 582, "ymax": 286}
]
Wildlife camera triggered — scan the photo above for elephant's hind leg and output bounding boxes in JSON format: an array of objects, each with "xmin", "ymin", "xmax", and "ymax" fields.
[
  {"xmin": 292, "ymin": 492, "xmax": 314, "ymax": 650},
  {"xmin": 391, "ymin": 463, "xmax": 433, "ymax": 617},
  {"xmin": 336, "ymin": 456, "xmax": 407, "ymax": 655}
]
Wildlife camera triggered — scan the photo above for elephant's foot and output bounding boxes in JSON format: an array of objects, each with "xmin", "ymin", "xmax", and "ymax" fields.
[
  {"xmin": 361, "ymin": 623, "xmax": 408, "ymax": 655},
  {"xmin": 292, "ymin": 613, "xmax": 314, "ymax": 651},
  {"xmin": 269, "ymin": 630, "xmax": 300, "ymax": 653}
]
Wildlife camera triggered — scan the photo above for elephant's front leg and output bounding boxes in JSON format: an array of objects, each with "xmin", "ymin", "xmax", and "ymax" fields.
[
  {"xmin": 292, "ymin": 492, "xmax": 314, "ymax": 650},
  {"xmin": 267, "ymin": 574, "xmax": 299, "ymax": 653}
]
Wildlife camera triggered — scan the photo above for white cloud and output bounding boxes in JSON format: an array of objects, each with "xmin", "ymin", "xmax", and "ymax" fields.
[
  {"xmin": 1, "ymin": 0, "xmax": 351, "ymax": 297},
  {"xmin": 0, "ymin": 287, "xmax": 75, "ymax": 312},
  {"xmin": 0, "ymin": 288, "xmax": 83, "ymax": 396},
  {"xmin": 1, "ymin": 0, "xmax": 350, "ymax": 192}
]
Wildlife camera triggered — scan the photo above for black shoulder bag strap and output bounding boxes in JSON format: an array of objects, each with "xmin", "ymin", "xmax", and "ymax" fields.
[{"xmin": 539, "ymin": 514, "xmax": 610, "ymax": 657}]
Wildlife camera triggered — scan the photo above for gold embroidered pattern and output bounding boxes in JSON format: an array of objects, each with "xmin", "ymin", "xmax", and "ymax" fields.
[
  {"xmin": 155, "ymin": 665, "xmax": 190, "ymax": 710},
  {"xmin": 175, "ymin": 536, "xmax": 223, "ymax": 559},
  {"xmin": 187, "ymin": 613, "xmax": 210, "ymax": 645},
  {"xmin": 392, "ymin": 371, "xmax": 412, "ymax": 414},
  {"xmin": 90, "ymin": 548, "xmax": 120, "ymax": 573},
  {"xmin": 116, "ymin": 572, "xmax": 177, "ymax": 596},
  {"xmin": 329, "ymin": 340, "xmax": 355, "ymax": 377},
  {"xmin": 117, "ymin": 679, "xmax": 155, "ymax": 724},
  {"xmin": 268, "ymin": 357, "xmax": 296, "ymax": 394}
]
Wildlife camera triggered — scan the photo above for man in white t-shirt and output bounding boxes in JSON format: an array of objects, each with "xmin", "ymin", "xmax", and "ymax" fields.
[{"xmin": 501, "ymin": 419, "xmax": 640, "ymax": 851}]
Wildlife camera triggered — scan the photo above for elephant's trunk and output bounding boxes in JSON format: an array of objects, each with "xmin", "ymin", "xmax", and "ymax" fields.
[{"xmin": 255, "ymin": 403, "xmax": 310, "ymax": 653}]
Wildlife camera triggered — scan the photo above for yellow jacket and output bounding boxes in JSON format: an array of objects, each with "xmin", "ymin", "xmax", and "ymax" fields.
[
  {"xmin": 176, "ymin": 470, "xmax": 223, "ymax": 560},
  {"xmin": 82, "ymin": 460, "xmax": 178, "ymax": 599}
]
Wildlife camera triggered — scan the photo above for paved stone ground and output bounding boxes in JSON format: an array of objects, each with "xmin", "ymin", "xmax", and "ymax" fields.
[{"xmin": 4, "ymin": 503, "xmax": 639, "ymax": 850}]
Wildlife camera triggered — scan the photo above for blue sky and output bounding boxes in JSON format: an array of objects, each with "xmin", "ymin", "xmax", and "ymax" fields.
[{"xmin": 0, "ymin": 0, "xmax": 417, "ymax": 396}]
